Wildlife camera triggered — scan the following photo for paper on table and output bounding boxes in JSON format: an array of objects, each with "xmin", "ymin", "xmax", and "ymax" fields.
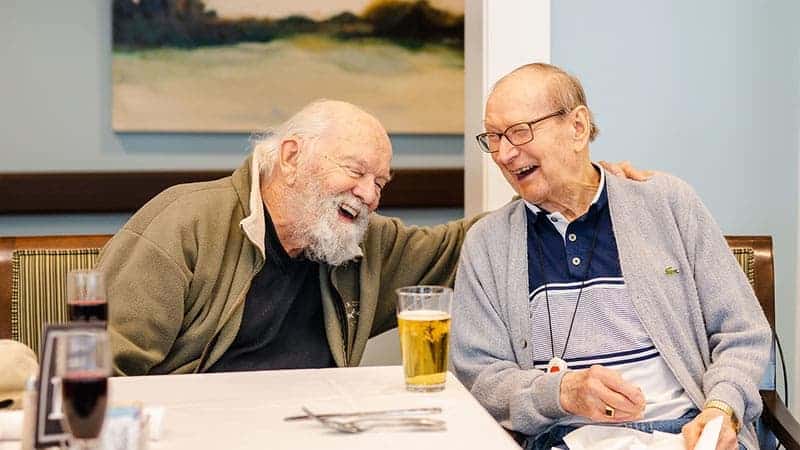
[
  {"xmin": 694, "ymin": 416, "xmax": 724, "ymax": 450},
  {"xmin": 0, "ymin": 406, "xmax": 166, "ymax": 442},
  {"xmin": 0, "ymin": 406, "xmax": 165, "ymax": 442},
  {"xmin": 561, "ymin": 416, "xmax": 724, "ymax": 450},
  {"xmin": 100, "ymin": 404, "xmax": 166, "ymax": 447},
  {"xmin": 143, "ymin": 405, "xmax": 165, "ymax": 441},
  {"xmin": 0, "ymin": 410, "xmax": 23, "ymax": 441}
]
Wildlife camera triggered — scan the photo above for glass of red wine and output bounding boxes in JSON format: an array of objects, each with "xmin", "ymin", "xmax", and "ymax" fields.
[
  {"xmin": 67, "ymin": 270, "xmax": 108, "ymax": 323},
  {"xmin": 57, "ymin": 329, "xmax": 111, "ymax": 449}
]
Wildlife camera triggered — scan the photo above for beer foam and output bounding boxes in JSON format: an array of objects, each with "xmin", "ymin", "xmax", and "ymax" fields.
[{"xmin": 397, "ymin": 309, "xmax": 450, "ymax": 321}]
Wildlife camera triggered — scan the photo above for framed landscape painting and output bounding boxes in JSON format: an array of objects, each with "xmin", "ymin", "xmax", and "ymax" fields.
[{"xmin": 112, "ymin": 0, "xmax": 464, "ymax": 133}]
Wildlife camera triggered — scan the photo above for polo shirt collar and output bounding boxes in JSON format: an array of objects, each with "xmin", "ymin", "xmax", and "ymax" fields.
[{"xmin": 524, "ymin": 162, "xmax": 607, "ymax": 223}]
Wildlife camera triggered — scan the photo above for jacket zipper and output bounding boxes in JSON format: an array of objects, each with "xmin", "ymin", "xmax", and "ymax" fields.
[{"xmin": 334, "ymin": 289, "xmax": 350, "ymax": 366}]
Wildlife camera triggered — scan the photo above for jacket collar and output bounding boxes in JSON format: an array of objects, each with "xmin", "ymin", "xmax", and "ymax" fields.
[{"xmin": 232, "ymin": 154, "xmax": 267, "ymax": 260}]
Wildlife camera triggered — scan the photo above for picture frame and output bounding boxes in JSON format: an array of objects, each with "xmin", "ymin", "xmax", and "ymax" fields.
[{"xmin": 112, "ymin": 0, "xmax": 465, "ymax": 133}]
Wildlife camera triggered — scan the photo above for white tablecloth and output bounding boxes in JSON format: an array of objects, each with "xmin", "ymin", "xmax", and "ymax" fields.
[
  {"xmin": 0, "ymin": 366, "xmax": 520, "ymax": 450},
  {"xmin": 105, "ymin": 365, "xmax": 521, "ymax": 449}
]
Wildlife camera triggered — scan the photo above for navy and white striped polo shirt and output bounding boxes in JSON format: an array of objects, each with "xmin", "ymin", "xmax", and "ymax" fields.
[{"xmin": 525, "ymin": 166, "xmax": 693, "ymax": 424}]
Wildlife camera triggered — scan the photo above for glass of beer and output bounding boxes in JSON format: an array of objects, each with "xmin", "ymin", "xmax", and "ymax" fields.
[
  {"xmin": 396, "ymin": 286, "xmax": 452, "ymax": 392},
  {"xmin": 67, "ymin": 270, "xmax": 108, "ymax": 323},
  {"xmin": 57, "ymin": 329, "xmax": 111, "ymax": 449}
]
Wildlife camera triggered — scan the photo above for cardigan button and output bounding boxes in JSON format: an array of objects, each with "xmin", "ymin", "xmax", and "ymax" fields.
[{"xmin": 522, "ymin": 339, "xmax": 528, "ymax": 349}]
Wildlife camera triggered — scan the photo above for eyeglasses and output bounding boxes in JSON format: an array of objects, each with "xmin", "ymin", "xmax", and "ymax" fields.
[{"xmin": 475, "ymin": 110, "xmax": 567, "ymax": 153}]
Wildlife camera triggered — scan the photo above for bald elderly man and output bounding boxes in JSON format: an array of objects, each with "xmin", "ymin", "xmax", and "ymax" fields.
[
  {"xmin": 98, "ymin": 99, "xmax": 646, "ymax": 376},
  {"xmin": 451, "ymin": 64, "xmax": 769, "ymax": 450}
]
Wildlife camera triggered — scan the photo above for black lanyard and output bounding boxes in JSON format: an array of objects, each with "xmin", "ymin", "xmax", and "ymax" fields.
[{"xmin": 534, "ymin": 208, "xmax": 603, "ymax": 364}]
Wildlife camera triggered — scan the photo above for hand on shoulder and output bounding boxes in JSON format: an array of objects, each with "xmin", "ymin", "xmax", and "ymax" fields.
[{"xmin": 598, "ymin": 160, "xmax": 655, "ymax": 181}]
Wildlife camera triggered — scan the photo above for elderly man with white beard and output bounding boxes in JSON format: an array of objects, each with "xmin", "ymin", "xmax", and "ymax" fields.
[
  {"xmin": 98, "ymin": 99, "xmax": 647, "ymax": 376},
  {"xmin": 97, "ymin": 99, "xmax": 470, "ymax": 375}
]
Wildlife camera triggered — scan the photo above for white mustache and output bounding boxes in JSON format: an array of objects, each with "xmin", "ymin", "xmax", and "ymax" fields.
[
  {"xmin": 301, "ymin": 191, "xmax": 369, "ymax": 266},
  {"xmin": 334, "ymin": 196, "xmax": 369, "ymax": 221}
]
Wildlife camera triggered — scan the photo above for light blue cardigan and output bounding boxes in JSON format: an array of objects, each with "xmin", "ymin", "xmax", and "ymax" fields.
[{"xmin": 451, "ymin": 173, "xmax": 771, "ymax": 450}]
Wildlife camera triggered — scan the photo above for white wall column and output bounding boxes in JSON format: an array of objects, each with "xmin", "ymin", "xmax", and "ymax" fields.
[
  {"xmin": 464, "ymin": 0, "xmax": 551, "ymax": 216},
  {"xmin": 794, "ymin": 62, "xmax": 800, "ymax": 410}
]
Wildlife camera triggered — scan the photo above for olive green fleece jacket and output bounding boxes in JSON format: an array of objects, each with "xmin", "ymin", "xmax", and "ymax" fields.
[{"xmin": 97, "ymin": 156, "xmax": 476, "ymax": 375}]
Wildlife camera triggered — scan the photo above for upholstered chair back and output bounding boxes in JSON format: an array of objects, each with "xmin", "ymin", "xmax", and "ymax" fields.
[{"xmin": 0, "ymin": 235, "xmax": 111, "ymax": 356}]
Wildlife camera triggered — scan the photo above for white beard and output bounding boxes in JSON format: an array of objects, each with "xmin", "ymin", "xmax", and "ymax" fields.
[{"xmin": 291, "ymin": 178, "xmax": 370, "ymax": 266}]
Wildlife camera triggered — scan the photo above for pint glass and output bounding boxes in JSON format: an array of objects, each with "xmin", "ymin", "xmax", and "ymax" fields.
[{"xmin": 395, "ymin": 286, "xmax": 453, "ymax": 392}]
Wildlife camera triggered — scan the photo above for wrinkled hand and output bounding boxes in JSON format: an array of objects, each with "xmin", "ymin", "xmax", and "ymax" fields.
[
  {"xmin": 598, "ymin": 160, "xmax": 655, "ymax": 181},
  {"xmin": 682, "ymin": 408, "xmax": 738, "ymax": 450},
  {"xmin": 559, "ymin": 365, "xmax": 646, "ymax": 422}
]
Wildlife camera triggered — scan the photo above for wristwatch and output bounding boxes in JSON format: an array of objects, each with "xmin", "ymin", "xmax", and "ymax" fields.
[{"xmin": 704, "ymin": 399, "xmax": 741, "ymax": 433}]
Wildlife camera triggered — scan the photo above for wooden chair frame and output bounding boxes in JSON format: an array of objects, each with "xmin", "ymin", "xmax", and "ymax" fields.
[{"xmin": 725, "ymin": 236, "xmax": 799, "ymax": 449}]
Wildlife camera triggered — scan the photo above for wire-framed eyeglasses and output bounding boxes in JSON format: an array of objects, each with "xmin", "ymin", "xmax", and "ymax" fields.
[{"xmin": 475, "ymin": 109, "xmax": 566, "ymax": 153}]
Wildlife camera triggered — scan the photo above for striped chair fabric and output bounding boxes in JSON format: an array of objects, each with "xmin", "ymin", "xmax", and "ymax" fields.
[
  {"xmin": 11, "ymin": 248, "xmax": 101, "ymax": 356},
  {"xmin": 730, "ymin": 247, "xmax": 756, "ymax": 289}
]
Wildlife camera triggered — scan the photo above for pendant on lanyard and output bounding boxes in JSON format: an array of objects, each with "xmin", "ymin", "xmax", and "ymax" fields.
[{"xmin": 547, "ymin": 357, "xmax": 568, "ymax": 373}]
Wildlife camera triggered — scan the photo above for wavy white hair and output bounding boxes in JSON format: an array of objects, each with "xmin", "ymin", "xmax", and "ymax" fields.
[{"xmin": 251, "ymin": 99, "xmax": 338, "ymax": 178}]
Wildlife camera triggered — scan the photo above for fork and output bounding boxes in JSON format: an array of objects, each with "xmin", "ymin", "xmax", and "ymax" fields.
[
  {"xmin": 283, "ymin": 406, "xmax": 442, "ymax": 421},
  {"xmin": 301, "ymin": 407, "xmax": 446, "ymax": 433}
]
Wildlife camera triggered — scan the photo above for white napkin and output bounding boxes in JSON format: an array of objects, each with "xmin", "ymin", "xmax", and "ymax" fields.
[
  {"xmin": 0, "ymin": 410, "xmax": 23, "ymax": 441},
  {"xmin": 562, "ymin": 416, "xmax": 724, "ymax": 450}
]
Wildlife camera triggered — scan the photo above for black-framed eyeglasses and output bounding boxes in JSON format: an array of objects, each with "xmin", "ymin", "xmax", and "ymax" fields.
[{"xmin": 475, "ymin": 109, "xmax": 567, "ymax": 153}]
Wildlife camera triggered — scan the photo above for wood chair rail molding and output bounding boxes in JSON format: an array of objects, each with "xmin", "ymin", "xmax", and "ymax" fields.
[{"xmin": 0, "ymin": 168, "xmax": 465, "ymax": 214}]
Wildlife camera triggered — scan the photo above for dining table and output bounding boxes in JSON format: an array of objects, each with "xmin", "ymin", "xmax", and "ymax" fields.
[{"xmin": 95, "ymin": 365, "xmax": 522, "ymax": 449}]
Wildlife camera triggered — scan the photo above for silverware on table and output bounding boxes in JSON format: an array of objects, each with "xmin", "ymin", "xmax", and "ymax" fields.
[
  {"xmin": 284, "ymin": 406, "xmax": 442, "ymax": 421},
  {"xmin": 300, "ymin": 407, "xmax": 447, "ymax": 433}
]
